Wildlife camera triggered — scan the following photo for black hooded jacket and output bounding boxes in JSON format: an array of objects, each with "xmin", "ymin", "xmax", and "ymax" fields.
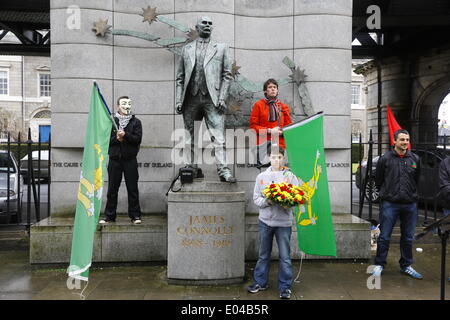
[
  {"xmin": 438, "ymin": 156, "xmax": 450, "ymax": 209},
  {"xmin": 375, "ymin": 149, "xmax": 421, "ymax": 203},
  {"xmin": 108, "ymin": 115, "xmax": 142, "ymax": 160}
]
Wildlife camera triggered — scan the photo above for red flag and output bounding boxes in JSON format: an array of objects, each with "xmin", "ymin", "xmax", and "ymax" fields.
[{"xmin": 387, "ymin": 105, "xmax": 411, "ymax": 149}]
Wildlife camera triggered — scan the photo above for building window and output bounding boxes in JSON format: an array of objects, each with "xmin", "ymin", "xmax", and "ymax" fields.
[
  {"xmin": 0, "ymin": 70, "xmax": 8, "ymax": 95},
  {"xmin": 351, "ymin": 120, "xmax": 362, "ymax": 143},
  {"xmin": 39, "ymin": 73, "xmax": 51, "ymax": 97},
  {"xmin": 351, "ymin": 84, "xmax": 360, "ymax": 105}
]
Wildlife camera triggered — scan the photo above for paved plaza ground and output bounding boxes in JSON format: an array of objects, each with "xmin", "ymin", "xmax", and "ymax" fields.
[{"xmin": 0, "ymin": 228, "xmax": 448, "ymax": 300}]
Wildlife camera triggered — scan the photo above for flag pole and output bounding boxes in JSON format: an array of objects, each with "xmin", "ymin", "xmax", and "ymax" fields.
[{"xmin": 93, "ymin": 80, "xmax": 119, "ymax": 132}]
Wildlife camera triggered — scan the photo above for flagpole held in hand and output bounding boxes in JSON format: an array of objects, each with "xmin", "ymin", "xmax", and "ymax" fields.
[{"xmin": 93, "ymin": 80, "xmax": 119, "ymax": 132}]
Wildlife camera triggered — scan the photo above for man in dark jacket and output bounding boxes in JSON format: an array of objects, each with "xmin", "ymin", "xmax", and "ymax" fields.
[
  {"xmin": 99, "ymin": 96, "xmax": 143, "ymax": 224},
  {"xmin": 372, "ymin": 129, "xmax": 423, "ymax": 279}
]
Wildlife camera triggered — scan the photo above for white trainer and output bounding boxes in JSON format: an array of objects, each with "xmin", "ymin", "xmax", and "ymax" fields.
[{"xmin": 372, "ymin": 265, "xmax": 384, "ymax": 277}]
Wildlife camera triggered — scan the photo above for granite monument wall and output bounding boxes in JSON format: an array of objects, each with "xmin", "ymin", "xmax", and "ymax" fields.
[{"xmin": 50, "ymin": 0, "xmax": 352, "ymax": 216}]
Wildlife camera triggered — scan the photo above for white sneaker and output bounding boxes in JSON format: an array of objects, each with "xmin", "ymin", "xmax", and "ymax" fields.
[
  {"xmin": 372, "ymin": 265, "xmax": 383, "ymax": 277},
  {"xmin": 133, "ymin": 219, "xmax": 142, "ymax": 225},
  {"xmin": 99, "ymin": 218, "xmax": 115, "ymax": 224}
]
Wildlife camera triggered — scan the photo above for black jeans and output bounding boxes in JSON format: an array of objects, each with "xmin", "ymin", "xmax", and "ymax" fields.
[{"xmin": 104, "ymin": 157, "xmax": 141, "ymax": 220}]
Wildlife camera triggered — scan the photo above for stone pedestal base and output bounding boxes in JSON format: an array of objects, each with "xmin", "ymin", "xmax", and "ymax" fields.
[
  {"xmin": 167, "ymin": 180, "xmax": 246, "ymax": 285},
  {"xmin": 30, "ymin": 215, "xmax": 167, "ymax": 264},
  {"xmin": 29, "ymin": 212, "xmax": 371, "ymax": 265}
]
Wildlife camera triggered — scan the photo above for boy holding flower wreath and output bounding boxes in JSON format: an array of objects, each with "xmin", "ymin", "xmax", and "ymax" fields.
[{"xmin": 247, "ymin": 146, "xmax": 300, "ymax": 299}]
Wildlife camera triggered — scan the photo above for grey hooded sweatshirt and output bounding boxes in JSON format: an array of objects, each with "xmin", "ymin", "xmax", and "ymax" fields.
[{"xmin": 253, "ymin": 166, "xmax": 300, "ymax": 228}]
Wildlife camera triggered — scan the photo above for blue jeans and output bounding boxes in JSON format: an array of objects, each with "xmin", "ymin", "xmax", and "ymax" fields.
[
  {"xmin": 253, "ymin": 220, "xmax": 293, "ymax": 291},
  {"xmin": 375, "ymin": 201, "xmax": 418, "ymax": 268}
]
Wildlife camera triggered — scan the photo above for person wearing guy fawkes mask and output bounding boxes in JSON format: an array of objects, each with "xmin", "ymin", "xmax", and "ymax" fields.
[{"xmin": 99, "ymin": 96, "xmax": 143, "ymax": 225}]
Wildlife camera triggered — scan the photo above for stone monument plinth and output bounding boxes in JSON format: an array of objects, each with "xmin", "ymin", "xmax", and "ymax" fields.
[{"xmin": 167, "ymin": 180, "xmax": 246, "ymax": 285}]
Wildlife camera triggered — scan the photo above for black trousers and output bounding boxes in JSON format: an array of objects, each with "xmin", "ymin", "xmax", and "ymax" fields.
[{"xmin": 105, "ymin": 157, "xmax": 141, "ymax": 220}]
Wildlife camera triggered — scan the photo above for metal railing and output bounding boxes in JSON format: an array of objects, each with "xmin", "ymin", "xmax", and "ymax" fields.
[
  {"xmin": 351, "ymin": 130, "xmax": 447, "ymax": 225},
  {"xmin": 0, "ymin": 129, "xmax": 51, "ymax": 231}
]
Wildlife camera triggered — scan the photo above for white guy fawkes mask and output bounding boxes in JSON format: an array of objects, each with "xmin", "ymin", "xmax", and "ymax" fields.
[{"xmin": 118, "ymin": 98, "xmax": 132, "ymax": 115}]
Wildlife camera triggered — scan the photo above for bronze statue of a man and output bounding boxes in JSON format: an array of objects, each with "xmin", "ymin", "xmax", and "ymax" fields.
[{"xmin": 175, "ymin": 16, "xmax": 236, "ymax": 183}]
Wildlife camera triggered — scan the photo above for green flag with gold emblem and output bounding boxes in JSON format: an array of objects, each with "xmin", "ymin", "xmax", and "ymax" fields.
[
  {"xmin": 283, "ymin": 112, "xmax": 336, "ymax": 256},
  {"xmin": 67, "ymin": 82, "xmax": 113, "ymax": 281}
]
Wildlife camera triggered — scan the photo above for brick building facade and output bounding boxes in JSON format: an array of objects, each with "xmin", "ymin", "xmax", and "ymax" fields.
[{"xmin": 0, "ymin": 32, "xmax": 51, "ymax": 142}]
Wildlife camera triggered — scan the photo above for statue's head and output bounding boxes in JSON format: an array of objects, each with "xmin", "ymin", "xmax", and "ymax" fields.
[
  {"xmin": 195, "ymin": 16, "xmax": 213, "ymax": 38},
  {"xmin": 117, "ymin": 96, "xmax": 132, "ymax": 115}
]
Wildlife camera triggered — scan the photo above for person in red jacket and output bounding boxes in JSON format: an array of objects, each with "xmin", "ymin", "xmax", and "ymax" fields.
[{"xmin": 250, "ymin": 79, "xmax": 293, "ymax": 162}]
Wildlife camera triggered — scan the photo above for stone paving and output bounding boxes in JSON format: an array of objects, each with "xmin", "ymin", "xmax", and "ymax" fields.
[{"xmin": 0, "ymin": 229, "xmax": 448, "ymax": 300}]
